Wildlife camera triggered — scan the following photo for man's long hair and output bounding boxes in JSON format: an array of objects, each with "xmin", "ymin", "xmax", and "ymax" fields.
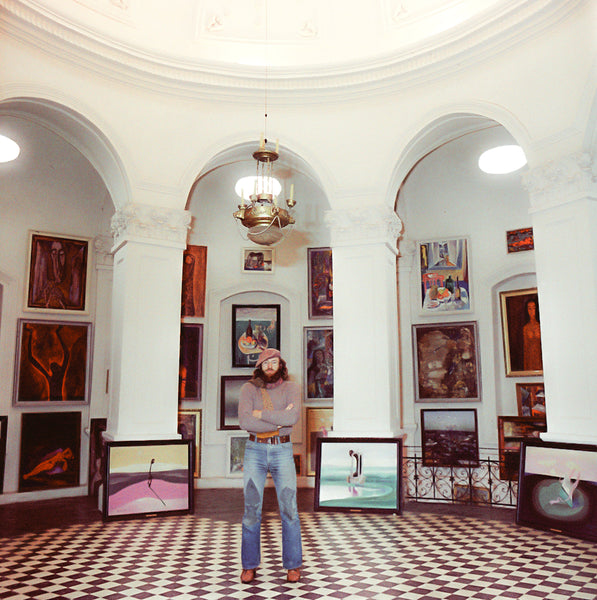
[{"xmin": 250, "ymin": 357, "xmax": 289, "ymax": 387}]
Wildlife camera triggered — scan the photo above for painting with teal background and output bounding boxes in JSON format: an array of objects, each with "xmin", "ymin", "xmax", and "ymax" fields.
[{"xmin": 315, "ymin": 437, "xmax": 402, "ymax": 514}]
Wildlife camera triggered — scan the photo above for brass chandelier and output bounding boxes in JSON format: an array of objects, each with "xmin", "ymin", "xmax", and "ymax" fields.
[{"xmin": 233, "ymin": 139, "xmax": 296, "ymax": 246}]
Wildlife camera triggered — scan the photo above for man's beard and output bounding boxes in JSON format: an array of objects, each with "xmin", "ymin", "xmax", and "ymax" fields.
[{"xmin": 262, "ymin": 368, "xmax": 282, "ymax": 383}]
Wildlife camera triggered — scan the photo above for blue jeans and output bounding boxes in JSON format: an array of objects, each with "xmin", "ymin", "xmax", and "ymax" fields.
[{"xmin": 241, "ymin": 440, "xmax": 302, "ymax": 570}]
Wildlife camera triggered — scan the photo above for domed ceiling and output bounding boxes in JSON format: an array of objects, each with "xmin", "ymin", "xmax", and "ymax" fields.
[{"xmin": 2, "ymin": 0, "xmax": 576, "ymax": 95}]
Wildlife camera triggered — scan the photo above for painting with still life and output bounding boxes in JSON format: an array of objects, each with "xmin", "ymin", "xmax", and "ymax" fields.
[
  {"xmin": 232, "ymin": 304, "xmax": 280, "ymax": 367},
  {"xmin": 419, "ymin": 238, "xmax": 470, "ymax": 312},
  {"xmin": 314, "ymin": 437, "xmax": 402, "ymax": 514},
  {"xmin": 517, "ymin": 441, "xmax": 597, "ymax": 542},
  {"xmin": 103, "ymin": 440, "xmax": 193, "ymax": 521}
]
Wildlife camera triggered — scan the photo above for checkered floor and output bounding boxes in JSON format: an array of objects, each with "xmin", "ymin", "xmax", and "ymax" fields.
[{"xmin": 1, "ymin": 498, "xmax": 596, "ymax": 600}]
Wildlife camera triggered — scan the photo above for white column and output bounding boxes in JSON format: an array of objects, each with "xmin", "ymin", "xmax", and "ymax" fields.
[
  {"xmin": 523, "ymin": 152, "xmax": 597, "ymax": 444},
  {"xmin": 396, "ymin": 238, "xmax": 418, "ymax": 444},
  {"xmin": 105, "ymin": 203, "xmax": 191, "ymax": 441},
  {"xmin": 325, "ymin": 205, "xmax": 402, "ymax": 437}
]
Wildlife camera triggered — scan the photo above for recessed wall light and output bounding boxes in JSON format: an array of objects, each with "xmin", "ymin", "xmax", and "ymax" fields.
[
  {"xmin": 478, "ymin": 145, "xmax": 526, "ymax": 174},
  {"xmin": 0, "ymin": 134, "xmax": 20, "ymax": 163}
]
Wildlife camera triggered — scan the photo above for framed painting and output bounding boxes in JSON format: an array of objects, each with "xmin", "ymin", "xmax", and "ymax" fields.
[
  {"xmin": 178, "ymin": 409, "xmax": 201, "ymax": 478},
  {"xmin": 293, "ymin": 454, "xmax": 302, "ymax": 476},
  {"xmin": 103, "ymin": 439, "xmax": 193, "ymax": 521},
  {"xmin": 306, "ymin": 407, "xmax": 333, "ymax": 476},
  {"xmin": 227, "ymin": 434, "xmax": 249, "ymax": 477},
  {"xmin": 242, "ymin": 248, "xmax": 274, "ymax": 273},
  {"xmin": 420, "ymin": 409, "xmax": 479, "ymax": 468},
  {"xmin": 304, "ymin": 326, "xmax": 334, "ymax": 402},
  {"xmin": 412, "ymin": 321, "xmax": 481, "ymax": 402},
  {"xmin": 13, "ymin": 319, "xmax": 92, "ymax": 405},
  {"xmin": 517, "ymin": 440, "xmax": 597, "ymax": 542},
  {"xmin": 418, "ymin": 237, "xmax": 470, "ymax": 313},
  {"xmin": 179, "ymin": 323, "xmax": 203, "ymax": 404},
  {"xmin": 506, "ymin": 227, "xmax": 534, "ymax": 253},
  {"xmin": 26, "ymin": 231, "xmax": 90, "ymax": 313},
  {"xmin": 497, "ymin": 416, "xmax": 547, "ymax": 481},
  {"xmin": 232, "ymin": 304, "xmax": 280, "ymax": 367},
  {"xmin": 308, "ymin": 247, "xmax": 333, "ymax": 319},
  {"xmin": 220, "ymin": 375, "xmax": 251, "ymax": 430},
  {"xmin": 19, "ymin": 411, "xmax": 81, "ymax": 492},
  {"xmin": 0, "ymin": 416, "xmax": 7, "ymax": 494},
  {"xmin": 500, "ymin": 288, "xmax": 543, "ymax": 376},
  {"xmin": 181, "ymin": 245, "xmax": 207, "ymax": 318},
  {"xmin": 314, "ymin": 437, "xmax": 403, "ymax": 514},
  {"xmin": 516, "ymin": 382, "xmax": 546, "ymax": 418},
  {"xmin": 87, "ymin": 417, "xmax": 107, "ymax": 498}
]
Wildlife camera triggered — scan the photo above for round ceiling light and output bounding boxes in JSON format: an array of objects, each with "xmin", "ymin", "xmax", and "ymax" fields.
[
  {"xmin": 0, "ymin": 134, "xmax": 20, "ymax": 163},
  {"xmin": 235, "ymin": 175, "xmax": 282, "ymax": 199},
  {"xmin": 478, "ymin": 145, "xmax": 526, "ymax": 174}
]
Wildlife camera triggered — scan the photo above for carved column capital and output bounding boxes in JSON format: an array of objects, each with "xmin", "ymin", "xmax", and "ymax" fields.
[
  {"xmin": 93, "ymin": 235, "xmax": 114, "ymax": 268},
  {"xmin": 522, "ymin": 152, "xmax": 596, "ymax": 211},
  {"xmin": 110, "ymin": 203, "xmax": 191, "ymax": 250},
  {"xmin": 324, "ymin": 205, "xmax": 402, "ymax": 251}
]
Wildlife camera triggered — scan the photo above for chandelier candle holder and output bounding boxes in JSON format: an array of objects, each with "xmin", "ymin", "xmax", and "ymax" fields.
[{"xmin": 233, "ymin": 137, "xmax": 296, "ymax": 246}]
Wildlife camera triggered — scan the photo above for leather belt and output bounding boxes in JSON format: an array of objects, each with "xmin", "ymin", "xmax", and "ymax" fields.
[{"xmin": 249, "ymin": 434, "xmax": 290, "ymax": 445}]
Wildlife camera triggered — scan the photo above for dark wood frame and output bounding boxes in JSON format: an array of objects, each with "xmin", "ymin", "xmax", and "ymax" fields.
[
  {"xmin": 220, "ymin": 375, "xmax": 251, "ymax": 430},
  {"xmin": 412, "ymin": 321, "xmax": 481, "ymax": 402},
  {"xmin": 179, "ymin": 323, "xmax": 203, "ymax": 404},
  {"xmin": 314, "ymin": 436, "xmax": 403, "ymax": 514},
  {"xmin": 0, "ymin": 416, "xmax": 7, "ymax": 494},
  {"xmin": 497, "ymin": 416, "xmax": 547, "ymax": 480},
  {"xmin": 13, "ymin": 318, "xmax": 92, "ymax": 406},
  {"xmin": 421, "ymin": 408, "xmax": 479, "ymax": 468},
  {"xmin": 308, "ymin": 247, "xmax": 333, "ymax": 319},
  {"xmin": 178, "ymin": 409, "xmax": 202, "ymax": 478},
  {"xmin": 103, "ymin": 439, "xmax": 194, "ymax": 521},
  {"xmin": 231, "ymin": 304, "xmax": 280, "ymax": 368},
  {"xmin": 517, "ymin": 440, "xmax": 597, "ymax": 542}
]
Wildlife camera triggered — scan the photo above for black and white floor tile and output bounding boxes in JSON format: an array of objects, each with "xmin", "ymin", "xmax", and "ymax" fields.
[{"xmin": 1, "ymin": 494, "xmax": 596, "ymax": 600}]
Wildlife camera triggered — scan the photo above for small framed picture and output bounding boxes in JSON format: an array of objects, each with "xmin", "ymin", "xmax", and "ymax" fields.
[
  {"xmin": 516, "ymin": 382, "xmax": 546, "ymax": 417},
  {"xmin": 314, "ymin": 437, "xmax": 403, "ymax": 514},
  {"xmin": 13, "ymin": 319, "xmax": 92, "ymax": 406},
  {"xmin": 220, "ymin": 375, "xmax": 251, "ymax": 430},
  {"xmin": 178, "ymin": 409, "xmax": 202, "ymax": 478},
  {"xmin": 412, "ymin": 321, "xmax": 481, "ymax": 402},
  {"xmin": 232, "ymin": 304, "xmax": 280, "ymax": 368},
  {"xmin": 88, "ymin": 417, "xmax": 107, "ymax": 498},
  {"xmin": 26, "ymin": 231, "xmax": 90, "ymax": 313},
  {"xmin": 304, "ymin": 326, "xmax": 334, "ymax": 402},
  {"xmin": 308, "ymin": 247, "xmax": 333, "ymax": 319},
  {"xmin": 418, "ymin": 237, "xmax": 471, "ymax": 313},
  {"xmin": 500, "ymin": 288, "xmax": 543, "ymax": 376},
  {"xmin": 19, "ymin": 411, "xmax": 81, "ymax": 492},
  {"xmin": 517, "ymin": 440, "xmax": 597, "ymax": 542},
  {"xmin": 421, "ymin": 408, "xmax": 479, "ymax": 468},
  {"xmin": 497, "ymin": 416, "xmax": 547, "ymax": 480},
  {"xmin": 179, "ymin": 323, "xmax": 203, "ymax": 404},
  {"xmin": 242, "ymin": 248, "xmax": 274, "ymax": 273},
  {"xmin": 306, "ymin": 407, "xmax": 333, "ymax": 476},
  {"xmin": 506, "ymin": 227, "xmax": 534, "ymax": 253},
  {"xmin": 227, "ymin": 434, "xmax": 249, "ymax": 477},
  {"xmin": 103, "ymin": 439, "xmax": 194, "ymax": 521}
]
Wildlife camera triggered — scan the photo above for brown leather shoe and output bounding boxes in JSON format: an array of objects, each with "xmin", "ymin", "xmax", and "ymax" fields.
[
  {"xmin": 287, "ymin": 568, "xmax": 301, "ymax": 583},
  {"xmin": 240, "ymin": 568, "xmax": 256, "ymax": 584}
]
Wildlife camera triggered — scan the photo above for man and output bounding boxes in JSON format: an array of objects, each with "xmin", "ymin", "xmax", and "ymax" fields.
[{"xmin": 238, "ymin": 348, "xmax": 302, "ymax": 584}]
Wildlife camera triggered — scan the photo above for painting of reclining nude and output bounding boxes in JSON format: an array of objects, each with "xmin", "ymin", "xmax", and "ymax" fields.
[
  {"xmin": 421, "ymin": 409, "xmax": 479, "ymax": 468},
  {"xmin": 314, "ymin": 437, "xmax": 402, "ymax": 514}
]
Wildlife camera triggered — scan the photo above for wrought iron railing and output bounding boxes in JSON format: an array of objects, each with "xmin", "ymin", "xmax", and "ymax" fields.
[{"xmin": 403, "ymin": 446, "xmax": 518, "ymax": 508}]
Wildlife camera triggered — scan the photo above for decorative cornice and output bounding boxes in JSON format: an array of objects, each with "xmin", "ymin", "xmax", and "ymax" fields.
[
  {"xmin": 0, "ymin": 0, "xmax": 583, "ymax": 102},
  {"xmin": 110, "ymin": 204, "xmax": 191, "ymax": 250},
  {"xmin": 325, "ymin": 205, "xmax": 402, "ymax": 250},
  {"xmin": 522, "ymin": 152, "xmax": 596, "ymax": 211}
]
